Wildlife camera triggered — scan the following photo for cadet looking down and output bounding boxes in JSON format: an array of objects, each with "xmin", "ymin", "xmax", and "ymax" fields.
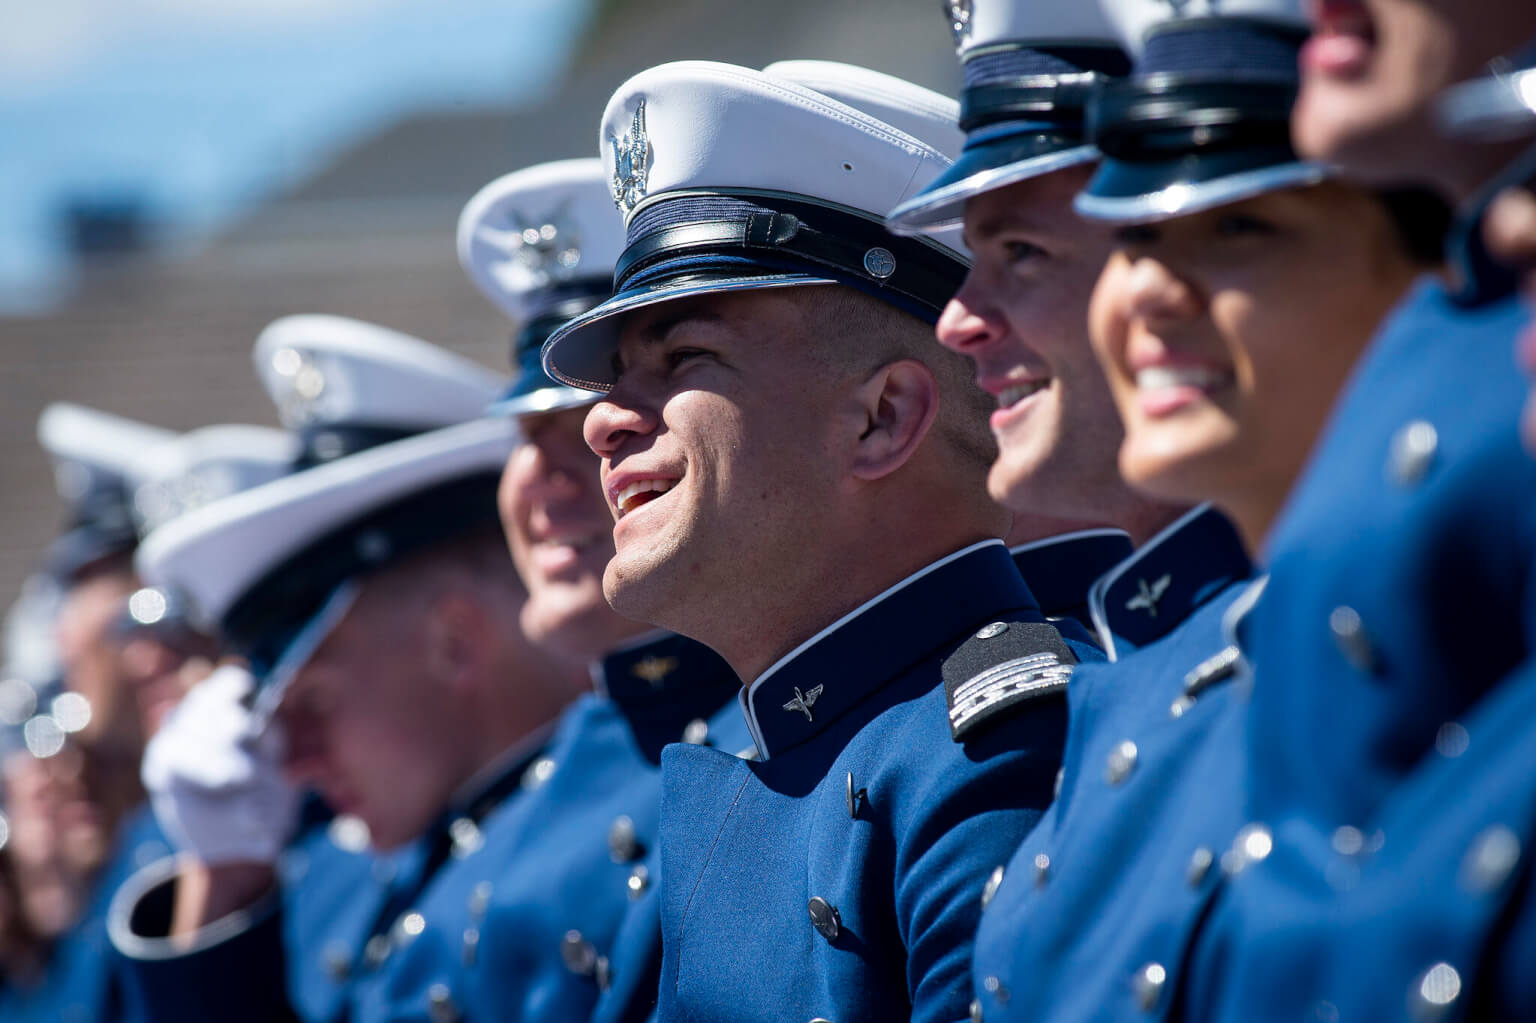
[{"xmin": 107, "ymin": 320, "xmax": 589, "ymax": 1023}]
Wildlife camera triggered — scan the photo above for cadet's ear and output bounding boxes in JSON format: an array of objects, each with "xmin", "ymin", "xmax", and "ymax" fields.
[
  {"xmin": 423, "ymin": 592, "xmax": 490, "ymax": 689},
  {"xmin": 848, "ymin": 359, "xmax": 939, "ymax": 482}
]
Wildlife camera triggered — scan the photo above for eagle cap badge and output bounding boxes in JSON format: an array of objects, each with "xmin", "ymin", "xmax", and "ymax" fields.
[{"xmin": 609, "ymin": 100, "xmax": 650, "ymax": 215}]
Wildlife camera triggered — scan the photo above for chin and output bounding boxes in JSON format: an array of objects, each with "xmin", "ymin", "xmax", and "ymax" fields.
[
  {"xmin": 1293, "ymin": 80, "xmax": 1433, "ymax": 180},
  {"xmin": 602, "ymin": 557, "xmax": 677, "ymax": 635},
  {"xmin": 1118, "ymin": 431, "xmax": 1237, "ymax": 508}
]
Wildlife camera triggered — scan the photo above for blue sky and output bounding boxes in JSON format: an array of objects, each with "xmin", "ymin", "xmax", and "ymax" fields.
[{"xmin": 0, "ymin": 0, "xmax": 593, "ymax": 313}]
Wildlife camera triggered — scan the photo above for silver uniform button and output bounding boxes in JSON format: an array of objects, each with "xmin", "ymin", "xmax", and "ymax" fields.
[
  {"xmin": 467, "ymin": 880, "xmax": 493, "ymax": 919},
  {"xmin": 1222, "ymin": 824, "xmax": 1275, "ymax": 877},
  {"xmin": 807, "ymin": 896, "xmax": 842, "ymax": 941},
  {"xmin": 970, "ymin": 998, "xmax": 984, "ymax": 1022},
  {"xmin": 981, "ymin": 865, "xmax": 1005, "ymax": 909},
  {"xmin": 975, "ymin": 621, "xmax": 1008, "ymax": 640},
  {"xmin": 1329, "ymin": 606, "xmax": 1377, "ymax": 673},
  {"xmin": 1187, "ymin": 846, "xmax": 1214, "ymax": 887},
  {"xmin": 394, "ymin": 911, "xmax": 427, "ymax": 948},
  {"xmin": 682, "ymin": 718, "xmax": 710, "ymax": 745},
  {"xmin": 1033, "ymin": 852, "xmax": 1050, "ymax": 888},
  {"xmin": 982, "ymin": 975, "xmax": 1009, "ymax": 1002},
  {"xmin": 1105, "ymin": 740, "xmax": 1139, "ymax": 786},
  {"xmin": 522, "ymin": 756, "xmax": 557, "ymax": 790},
  {"xmin": 1411, "ymin": 962, "xmax": 1462, "ymax": 1019},
  {"xmin": 561, "ymin": 931, "xmax": 598, "ymax": 975},
  {"xmin": 1461, "ymin": 824, "xmax": 1521, "ymax": 893},
  {"xmin": 1332, "ymin": 826, "xmax": 1366, "ymax": 857},
  {"xmin": 1133, "ymin": 962, "xmax": 1167, "ymax": 1012},
  {"xmin": 1435, "ymin": 721, "xmax": 1471, "ymax": 758},
  {"xmin": 595, "ymin": 955, "xmax": 612, "ymax": 991},
  {"xmin": 363, "ymin": 933, "xmax": 392, "ymax": 969},
  {"xmin": 628, "ymin": 864, "xmax": 651, "ymax": 898},
  {"xmin": 427, "ymin": 983, "xmax": 461, "ymax": 1023},
  {"xmin": 608, "ymin": 815, "xmax": 640, "ymax": 862},
  {"xmin": 1388, "ymin": 419, "xmax": 1438, "ymax": 486},
  {"xmin": 449, "ymin": 817, "xmax": 483, "ymax": 858},
  {"xmin": 461, "ymin": 927, "xmax": 479, "ymax": 968}
]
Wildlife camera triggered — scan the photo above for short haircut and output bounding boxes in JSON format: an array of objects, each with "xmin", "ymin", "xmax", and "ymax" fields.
[{"xmin": 803, "ymin": 285, "xmax": 998, "ymax": 474}]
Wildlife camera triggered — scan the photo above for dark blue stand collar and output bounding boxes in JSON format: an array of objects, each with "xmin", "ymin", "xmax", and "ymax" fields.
[
  {"xmin": 1088, "ymin": 505, "xmax": 1251, "ymax": 658},
  {"xmin": 741, "ymin": 540, "xmax": 1039, "ymax": 760}
]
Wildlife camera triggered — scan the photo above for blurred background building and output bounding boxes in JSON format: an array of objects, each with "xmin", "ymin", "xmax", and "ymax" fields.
[{"xmin": 0, "ymin": 0, "xmax": 960, "ymax": 607}]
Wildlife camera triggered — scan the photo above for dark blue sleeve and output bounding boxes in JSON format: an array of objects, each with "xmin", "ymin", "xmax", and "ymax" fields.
[{"xmin": 109, "ymin": 857, "xmax": 299, "ymax": 1023}]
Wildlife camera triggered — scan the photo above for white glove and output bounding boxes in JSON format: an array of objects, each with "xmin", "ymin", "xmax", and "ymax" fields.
[{"xmin": 141, "ymin": 664, "xmax": 300, "ymax": 865}]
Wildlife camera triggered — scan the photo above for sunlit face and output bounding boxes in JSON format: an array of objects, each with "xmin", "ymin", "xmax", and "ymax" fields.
[
  {"xmin": 1089, "ymin": 184, "xmax": 1419, "ymax": 540},
  {"xmin": 935, "ymin": 168, "xmax": 1129, "ymax": 518},
  {"xmin": 583, "ymin": 289, "xmax": 852, "ymax": 634},
  {"xmin": 275, "ymin": 586, "xmax": 462, "ymax": 850},
  {"xmin": 497, "ymin": 405, "xmax": 645, "ymax": 662},
  {"xmin": 1293, "ymin": 0, "xmax": 1536, "ymax": 185},
  {"xmin": 54, "ymin": 569, "xmax": 140, "ymax": 754}
]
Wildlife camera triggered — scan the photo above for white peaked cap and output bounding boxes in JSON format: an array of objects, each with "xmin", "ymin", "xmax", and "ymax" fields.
[
  {"xmin": 762, "ymin": 61, "xmax": 965, "ymax": 161},
  {"xmin": 253, "ymin": 314, "xmax": 504, "ymax": 433},
  {"xmin": 542, "ymin": 60, "xmax": 971, "ymax": 391},
  {"xmin": 456, "ymin": 158, "xmax": 626, "ymax": 323},
  {"xmin": 136, "ymin": 417, "xmax": 514, "ymax": 634},
  {"xmin": 127, "ymin": 425, "xmax": 298, "ymax": 539},
  {"xmin": 38, "ymin": 403, "xmax": 175, "ymax": 506},
  {"xmin": 954, "ymin": 0, "xmax": 1123, "ymax": 56}
]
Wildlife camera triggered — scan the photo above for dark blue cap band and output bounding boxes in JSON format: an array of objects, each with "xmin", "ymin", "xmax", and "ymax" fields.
[
  {"xmin": 1137, "ymin": 17, "xmax": 1309, "ymax": 76},
  {"xmin": 886, "ymin": 42, "xmax": 1128, "ymax": 233},
  {"xmin": 615, "ymin": 193, "xmax": 966, "ymax": 320},
  {"xmin": 294, "ymin": 424, "xmax": 417, "ymax": 469},
  {"xmin": 497, "ymin": 285, "xmax": 611, "ymax": 406},
  {"xmin": 1078, "ymin": 20, "xmax": 1313, "ymax": 221},
  {"xmin": 959, "ymin": 43, "xmax": 1130, "ymax": 134},
  {"xmin": 47, "ymin": 485, "xmax": 138, "ymax": 582},
  {"xmin": 227, "ymin": 471, "xmax": 502, "ymax": 681}
]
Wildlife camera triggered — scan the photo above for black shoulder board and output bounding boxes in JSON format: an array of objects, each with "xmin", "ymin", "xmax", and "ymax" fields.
[{"xmin": 942, "ymin": 620, "xmax": 1076, "ymax": 741}]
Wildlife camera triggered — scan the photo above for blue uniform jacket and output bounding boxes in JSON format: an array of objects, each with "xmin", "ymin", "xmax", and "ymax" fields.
[
  {"xmin": 109, "ymin": 740, "xmax": 546, "ymax": 1023},
  {"xmin": 582, "ymin": 533, "xmax": 1119, "ymax": 1023},
  {"xmin": 356, "ymin": 632, "xmax": 743, "ymax": 1023},
  {"xmin": 968, "ymin": 507, "xmax": 1256, "ymax": 1023},
  {"xmin": 1188, "ymin": 210, "xmax": 1536, "ymax": 1019},
  {"xmin": 654, "ymin": 540, "xmax": 1102, "ymax": 1023},
  {"xmin": 1, "ymin": 804, "xmax": 168, "ymax": 1023}
]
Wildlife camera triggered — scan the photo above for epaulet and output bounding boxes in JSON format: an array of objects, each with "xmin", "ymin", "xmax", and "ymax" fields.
[{"xmin": 942, "ymin": 619, "xmax": 1077, "ymax": 742}]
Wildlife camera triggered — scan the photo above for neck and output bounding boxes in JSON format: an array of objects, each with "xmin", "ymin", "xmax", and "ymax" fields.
[{"xmin": 708, "ymin": 527, "xmax": 1000, "ymax": 682}]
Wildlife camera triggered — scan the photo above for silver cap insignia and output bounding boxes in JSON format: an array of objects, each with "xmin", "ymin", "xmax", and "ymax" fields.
[
  {"xmin": 609, "ymin": 100, "xmax": 650, "ymax": 214},
  {"xmin": 942, "ymin": 0, "xmax": 973, "ymax": 51}
]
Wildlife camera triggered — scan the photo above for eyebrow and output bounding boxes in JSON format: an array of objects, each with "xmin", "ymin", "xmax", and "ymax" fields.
[
  {"xmin": 613, "ymin": 306, "xmax": 725, "ymax": 376},
  {"xmin": 964, "ymin": 211, "xmax": 1053, "ymax": 245}
]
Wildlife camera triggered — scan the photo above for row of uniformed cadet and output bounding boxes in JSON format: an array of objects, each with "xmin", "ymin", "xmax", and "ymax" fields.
[{"xmin": 0, "ymin": 0, "xmax": 1533, "ymax": 1019}]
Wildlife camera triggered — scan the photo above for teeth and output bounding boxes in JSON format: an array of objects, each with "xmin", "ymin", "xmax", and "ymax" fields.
[
  {"xmin": 1135, "ymin": 366, "xmax": 1228, "ymax": 392},
  {"xmin": 615, "ymin": 478, "xmax": 677, "ymax": 515},
  {"xmin": 997, "ymin": 380, "xmax": 1046, "ymax": 408}
]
